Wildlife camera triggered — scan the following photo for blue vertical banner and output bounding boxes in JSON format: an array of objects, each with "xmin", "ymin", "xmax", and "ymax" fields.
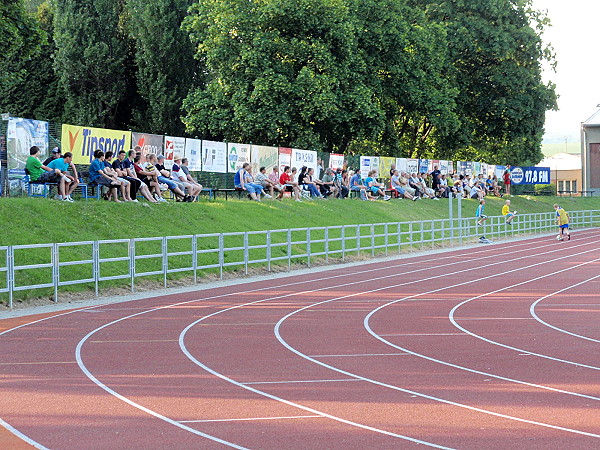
[
  {"xmin": 418, "ymin": 159, "xmax": 429, "ymax": 174},
  {"xmin": 509, "ymin": 167, "xmax": 550, "ymax": 185}
]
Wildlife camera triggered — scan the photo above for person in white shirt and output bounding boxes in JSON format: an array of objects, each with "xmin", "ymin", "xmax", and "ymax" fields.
[{"xmin": 171, "ymin": 154, "xmax": 200, "ymax": 201}]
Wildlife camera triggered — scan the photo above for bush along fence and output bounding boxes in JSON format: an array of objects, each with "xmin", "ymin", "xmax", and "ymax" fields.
[{"xmin": 1, "ymin": 210, "xmax": 599, "ymax": 308}]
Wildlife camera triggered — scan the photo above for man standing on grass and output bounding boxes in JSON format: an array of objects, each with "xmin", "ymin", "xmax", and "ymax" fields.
[{"xmin": 554, "ymin": 204, "xmax": 571, "ymax": 241}]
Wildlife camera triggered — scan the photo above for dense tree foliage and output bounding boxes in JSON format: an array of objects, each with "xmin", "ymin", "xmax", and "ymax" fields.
[
  {"xmin": 0, "ymin": 0, "xmax": 556, "ymax": 165},
  {"xmin": 125, "ymin": 0, "xmax": 197, "ymax": 135}
]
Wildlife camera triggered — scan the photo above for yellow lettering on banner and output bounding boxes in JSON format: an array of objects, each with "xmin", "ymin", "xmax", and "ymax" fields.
[{"xmin": 61, "ymin": 124, "xmax": 132, "ymax": 165}]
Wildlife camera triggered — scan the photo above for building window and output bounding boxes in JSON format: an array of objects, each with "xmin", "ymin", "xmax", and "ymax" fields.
[
  {"xmin": 572, "ymin": 180, "xmax": 577, "ymax": 192},
  {"xmin": 565, "ymin": 180, "xmax": 571, "ymax": 192},
  {"xmin": 558, "ymin": 181, "xmax": 564, "ymax": 192}
]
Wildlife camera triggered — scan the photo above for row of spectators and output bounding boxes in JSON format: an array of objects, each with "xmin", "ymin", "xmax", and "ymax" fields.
[
  {"xmin": 233, "ymin": 163, "xmax": 506, "ymax": 202},
  {"xmin": 25, "ymin": 145, "xmax": 507, "ymax": 203}
]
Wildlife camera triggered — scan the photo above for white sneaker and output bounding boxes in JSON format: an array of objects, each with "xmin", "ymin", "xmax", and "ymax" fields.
[
  {"xmin": 264, "ymin": 193, "xmax": 272, "ymax": 199},
  {"xmin": 295, "ymin": 198, "xmax": 302, "ymax": 202},
  {"xmin": 432, "ymin": 197, "xmax": 439, "ymax": 200},
  {"xmin": 158, "ymin": 197, "xmax": 167, "ymax": 203},
  {"xmin": 54, "ymin": 194, "xmax": 62, "ymax": 200},
  {"xmin": 131, "ymin": 199, "xmax": 139, "ymax": 203},
  {"xmin": 67, "ymin": 195, "xmax": 74, "ymax": 201},
  {"xmin": 63, "ymin": 197, "xmax": 74, "ymax": 202}
]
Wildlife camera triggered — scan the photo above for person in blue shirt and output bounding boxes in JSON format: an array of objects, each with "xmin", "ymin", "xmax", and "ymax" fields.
[
  {"xmin": 47, "ymin": 152, "xmax": 79, "ymax": 202},
  {"xmin": 234, "ymin": 162, "xmax": 268, "ymax": 201},
  {"xmin": 89, "ymin": 150, "xmax": 123, "ymax": 202},
  {"xmin": 364, "ymin": 170, "xmax": 390, "ymax": 200},
  {"xmin": 349, "ymin": 171, "xmax": 368, "ymax": 200}
]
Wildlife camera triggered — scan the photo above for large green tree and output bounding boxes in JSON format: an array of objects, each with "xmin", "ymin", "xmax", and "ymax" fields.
[
  {"xmin": 125, "ymin": 0, "xmax": 197, "ymax": 135},
  {"xmin": 53, "ymin": 0, "xmax": 130, "ymax": 128},
  {"xmin": 412, "ymin": 0, "xmax": 557, "ymax": 165},
  {"xmin": 183, "ymin": 0, "xmax": 385, "ymax": 152}
]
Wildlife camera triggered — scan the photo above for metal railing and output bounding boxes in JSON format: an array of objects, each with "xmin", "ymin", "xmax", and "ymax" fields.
[{"xmin": 1, "ymin": 210, "xmax": 599, "ymax": 308}]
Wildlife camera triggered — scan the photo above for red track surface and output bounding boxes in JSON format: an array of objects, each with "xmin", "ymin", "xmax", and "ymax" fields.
[{"xmin": 2, "ymin": 230, "xmax": 600, "ymax": 449}]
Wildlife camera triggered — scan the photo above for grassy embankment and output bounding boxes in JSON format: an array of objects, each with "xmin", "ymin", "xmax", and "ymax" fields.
[{"xmin": 1, "ymin": 194, "xmax": 598, "ymax": 304}]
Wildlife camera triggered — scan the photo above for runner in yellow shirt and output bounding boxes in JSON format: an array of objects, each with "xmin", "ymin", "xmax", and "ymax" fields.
[
  {"xmin": 554, "ymin": 204, "xmax": 570, "ymax": 241},
  {"xmin": 501, "ymin": 200, "xmax": 517, "ymax": 225}
]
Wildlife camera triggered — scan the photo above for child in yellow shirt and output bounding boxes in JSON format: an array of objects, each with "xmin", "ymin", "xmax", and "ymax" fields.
[
  {"xmin": 554, "ymin": 204, "xmax": 570, "ymax": 241},
  {"xmin": 501, "ymin": 200, "xmax": 517, "ymax": 225}
]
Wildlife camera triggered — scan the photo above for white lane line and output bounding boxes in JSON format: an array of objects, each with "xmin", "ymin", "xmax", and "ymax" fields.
[
  {"xmin": 197, "ymin": 323, "xmax": 279, "ymax": 326},
  {"xmin": 530, "ymin": 273, "xmax": 600, "ymax": 344},
  {"xmin": 0, "ymin": 417, "xmax": 48, "ymax": 450},
  {"xmin": 75, "ymin": 333, "xmax": 247, "ymax": 449},
  {"xmin": 179, "ymin": 415, "xmax": 324, "ymax": 423},
  {"xmin": 456, "ymin": 318, "xmax": 535, "ymax": 320},
  {"xmin": 242, "ymin": 379, "xmax": 361, "ymax": 385},
  {"xmin": 449, "ymin": 261, "xmax": 600, "ymax": 371},
  {"xmin": 380, "ymin": 333, "xmax": 466, "ymax": 336},
  {"xmin": 275, "ymin": 242, "xmax": 600, "ymax": 440},
  {"xmin": 90, "ymin": 340, "xmax": 178, "ymax": 343},
  {"xmin": 0, "ymin": 231, "xmax": 594, "ymax": 450},
  {"xmin": 0, "ymin": 361, "xmax": 76, "ymax": 366},
  {"xmin": 310, "ymin": 353, "xmax": 409, "ymax": 358},
  {"xmin": 72, "ymin": 229, "xmax": 589, "ymax": 448},
  {"xmin": 177, "ymin": 240, "xmax": 600, "ymax": 447}
]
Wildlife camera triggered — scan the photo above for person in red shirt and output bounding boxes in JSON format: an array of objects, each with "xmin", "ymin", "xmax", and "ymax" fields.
[
  {"xmin": 503, "ymin": 169, "xmax": 511, "ymax": 196},
  {"xmin": 279, "ymin": 166, "xmax": 302, "ymax": 201}
]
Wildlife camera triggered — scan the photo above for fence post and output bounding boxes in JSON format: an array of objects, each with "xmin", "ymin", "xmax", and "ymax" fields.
[
  {"xmin": 267, "ymin": 230, "xmax": 272, "ymax": 272},
  {"xmin": 371, "ymin": 224, "xmax": 375, "ymax": 256},
  {"xmin": 384, "ymin": 223, "xmax": 389, "ymax": 256},
  {"xmin": 192, "ymin": 235, "xmax": 198, "ymax": 284},
  {"xmin": 93, "ymin": 241, "xmax": 99, "ymax": 297},
  {"xmin": 129, "ymin": 239, "xmax": 136, "ymax": 292},
  {"xmin": 356, "ymin": 224, "xmax": 360, "ymax": 256},
  {"xmin": 397, "ymin": 223, "xmax": 402, "ymax": 254},
  {"xmin": 162, "ymin": 236, "xmax": 168, "ymax": 288},
  {"xmin": 324, "ymin": 228, "xmax": 329, "ymax": 263},
  {"xmin": 7, "ymin": 246, "xmax": 14, "ymax": 309},
  {"xmin": 218, "ymin": 234, "xmax": 224, "ymax": 280},
  {"xmin": 409, "ymin": 222, "xmax": 413, "ymax": 252},
  {"xmin": 287, "ymin": 229, "xmax": 292, "ymax": 271},
  {"xmin": 244, "ymin": 232, "xmax": 249, "ymax": 275},
  {"xmin": 431, "ymin": 220, "xmax": 435, "ymax": 249},
  {"xmin": 52, "ymin": 243, "xmax": 59, "ymax": 303},
  {"xmin": 306, "ymin": 228, "xmax": 311, "ymax": 268},
  {"xmin": 341, "ymin": 226, "xmax": 346, "ymax": 262}
]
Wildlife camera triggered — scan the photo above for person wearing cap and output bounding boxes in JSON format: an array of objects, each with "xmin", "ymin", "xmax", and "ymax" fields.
[
  {"xmin": 43, "ymin": 147, "xmax": 62, "ymax": 166},
  {"xmin": 171, "ymin": 154, "xmax": 199, "ymax": 201},
  {"xmin": 148, "ymin": 154, "xmax": 189, "ymax": 201}
]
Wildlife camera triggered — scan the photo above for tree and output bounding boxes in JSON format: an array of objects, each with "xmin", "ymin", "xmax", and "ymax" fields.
[
  {"xmin": 183, "ymin": 0, "xmax": 384, "ymax": 152},
  {"xmin": 0, "ymin": 0, "xmax": 44, "ymax": 116},
  {"xmin": 53, "ymin": 0, "xmax": 129, "ymax": 128},
  {"xmin": 411, "ymin": 0, "xmax": 557, "ymax": 165},
  {"xmin": 125, "ymin": 0, "xmax": 197, "ymax": 135}
]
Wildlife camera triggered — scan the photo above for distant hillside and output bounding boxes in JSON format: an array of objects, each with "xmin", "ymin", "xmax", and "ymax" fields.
[{"xmin": 541, "ymin": 142, "xmax": 581, "ymax": 157}]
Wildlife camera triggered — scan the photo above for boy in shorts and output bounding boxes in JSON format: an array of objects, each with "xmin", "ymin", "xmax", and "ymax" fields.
[
  {"xmin": 502, "ymin": 199, "xmax": 517, "ymax": 225},
  {"xmin": 554, "ymin": 204, "xmax": 570, "ymax": 241}
]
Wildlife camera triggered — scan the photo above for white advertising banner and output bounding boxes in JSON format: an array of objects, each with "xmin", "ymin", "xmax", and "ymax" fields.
[
  {"xmin": 7, "ymin": 118, "xmax": 49, "ymax": 170},
  {"xmin": 360, "ymin": 156, "xmax": 373, "ymax": 178},
  {"xmin": 184, "ymin": 138, "xmax": 202, "ymax": 171},
  {"xmin": 251, "ymin": 145, "xmax": 279, "ymax": 174},
  {"xmin": 164, "ymin": 136, "xmax": 185, "ymax": 169},
  {"xmin": 279, "ymin": 147, "xmax": 292, "ymax": 172},
  {"xmin": 406, "ymin": 158, "xmax": 419, "ymax": 174},
  {"xmin": 329, "ymin": 153, "xmax": 344, "ymax": 170},
  {"xmin": 439, "ymin": 160, "xmax": 448, "ymax": 175},
  {"xmin": 202, "ymin": 140, "xmax": 227, "ymax": 173},
  {"xmin": 227, "ymin": 143, "xmax": 251, "ymax": 173},
  {"xmin": 395, "ymin": 158, "xmax": 407, "ymax": 173},
  {"xmin": 291, "ymin": 148, "xmax": 318, "ymax": 173}
]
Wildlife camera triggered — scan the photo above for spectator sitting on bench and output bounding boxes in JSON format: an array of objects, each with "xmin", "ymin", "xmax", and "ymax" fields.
[
  {"xmin": 365, "ymin": 170, "xmax": 391, "ymax": 200},
  {"xmin": 180, "ymin": 157, "xmax": 204, "ymax": 195},
  {"xmin": 148, "ymin": 154, "xmax": 190, "ymax": 202},
  {"xmin": 268, "ymin": 166, "xmax": 285, "ymax": 199},
  {"xmin": 234, "ymin": 162, "xmax": 269, "ymax": 201},
  {"xmin": 279, "ymin": 165, "xmax": 302, "ymax": 201},
  {"xmin": 25, "ymin": 145, "xmax": 63, "ymax": 185},
  {"xmin": 104, "ymin": 151, "xmax": 134, "ymax": 202},
  {"xmin": 256, "ymin": 166, "xmax": 283, "ymax": 199},
  {"xmin": 89, "ymin": 150, "xmax": 124, "ymax": 202},
  {"xmin": 172, "ymin": 154, "xmax": 200, "ymax": 201},
  {"xmin": 112, "ymin": 150, "xmax": 143, "ymax": 202},
  {"xmin": 133, "ymin": 154, "xmax": 164, "ymax": 202},
  {"xmin": 391, "ymin": 169, "xmax": 417, "ymax": 201},
  {"xmin": 47, "ymin": 151, "xmax": 79, "ymax": 202},
  {"xmin": 349, "ymin": 170, "xmax": 368, "ymax": 200},
  {"xmin": 43, "ymin": 147, "xmax": 62, "ymax": 166},
  {"xmin": 301, "ymin": 167, "xmax": 324, "ymax": 198},
  {"xmin": 321, "ymin": 168, "xmax": 338, "ymax": 198}
]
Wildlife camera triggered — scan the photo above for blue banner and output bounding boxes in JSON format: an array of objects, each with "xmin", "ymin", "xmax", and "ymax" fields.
[
  {"xmin": 509, "ymin": 167, "xmax": 550, "ymax": 185},
  {"xmin": 418, "ymin": 159, "xmax": 429, "ymax": 174}
]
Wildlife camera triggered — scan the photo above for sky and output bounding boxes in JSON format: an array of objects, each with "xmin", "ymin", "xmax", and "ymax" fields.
[{"xmin": 531, "ymin": 0, "xmax": 600, "ymax": 143}]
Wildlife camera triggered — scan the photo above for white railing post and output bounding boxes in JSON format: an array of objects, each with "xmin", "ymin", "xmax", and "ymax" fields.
[
  {"xmin": 192, "ymin": 235, "xmax": 198, "ymax": 284},
  {"xmin": 218, "ymin": 234, "xmax": 224, "ymax": 280},
  {"xmin": 306, "ymin": 228, "xmax": 311, "ymax": 268},
  {"xmin": 244, "ymin": 232, "xmax": 249, "ymax": 275},
  {"xmin": 129, "ymin": 238, "xmax": 136, "ymax": 292},
  {"xmin": 93, "ymin": 241, "xmax": 99, "ymax": 297},
  {"xmin": 7, "ymin": 246, "xmax": 14, "ymax": 309},
  {"xmin": 162, "ymin": 236, "xmax": 168, "ymax": 288},
  {"xmin": 267, "ymin": 230, "xmax": 272, "ymax": 271},
  {"xmin": 52, "ymin": 243, "xmax": 59, "ymax": 302}
]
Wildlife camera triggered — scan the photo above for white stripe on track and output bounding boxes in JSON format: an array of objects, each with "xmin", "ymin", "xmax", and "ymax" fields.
[{"xmin": 0, "ymin": 418, "xmax": 49, "ymax": 450}]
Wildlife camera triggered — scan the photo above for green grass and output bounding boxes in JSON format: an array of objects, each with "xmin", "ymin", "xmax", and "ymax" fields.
[{"xmin": 1, "ymin": 194, "xmax": 599, "ymax": 304}]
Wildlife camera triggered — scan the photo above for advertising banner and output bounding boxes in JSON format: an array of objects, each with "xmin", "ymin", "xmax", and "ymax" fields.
[
  {"xmin": 291, "ymin": 148, "xmax": 317, "ymax": 174},
  {"xmin": 132, "ymin": 132, "xmax": 163, "ymax": 157},
  {"xmin": 396, "ymin": 158, "xmax": 407, "ymax": 173},
  {"xmin": 184, "ymin": 138, "xmax": 202, "ymax": 171},
  {"xmin": 227, "ymin": 143, "xmax": 251, "ymax": 173},
  {"xmin": 201, "ymin": 140, "xmax": 227, "ymax": 173},
  {"xmin": 448, "ymin": 161, "xmax": 454, "ymax": 174},
  {"xmin": 473, "ymin": 161, "xmax": 481, "ymax": 175},
  {"xmin": 455, "ymin": 161, "xmax": 465, "ymax": 175},
  {"xmin": 509, "ymin": 167, "xmax": 550, "ymax": 185},
  {"xmin": 329, "ymin": 153, "xmax": 345, "ymax": 171},
  {"xmin": 251, "ymin": 145, "xmax": 279, "ymax": 174},
  {"xmin": 418, "ymin": 159, "xmax": 429, "ymax": 174},
  {"xmin": 465, "ymin": 161, "xmax": 473, "ymax": 176},
  {"xmin": 378, "ymin": 157, "xmax": 395, "ymax": 178},
  {"xmin": 7, "ymin": 118, "xmax": 49, "ymax": 171},
  {"xmin": 495, "ymin": 165, "xmax": 505, "ymax": 179},
  {"xmin": 431, "ymin": 160, "xmax": 440, "ymax": 172},
  {"xmin": 279, "ymin": 147, "xmax": 292, "ymax": 172},
  {"xmin": 164, "ymin": 136, "xmax": 185, "ymax": 169},
  {"xmin": 62, "ymin": 124, "xmax": 130, "ymax": 165},
  {"xmin": 359, "ymin": 156, "xmax": 372, "ymax": 178},
  {"xmin": 439, "ymin": 160, "xmax": 448, "ymax": 175},
  {"xmin": 406, "ymin": 158, "xmax": 419, "ymax": 175}
]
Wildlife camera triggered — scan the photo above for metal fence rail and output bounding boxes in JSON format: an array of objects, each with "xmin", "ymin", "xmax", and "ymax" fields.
[{"xmin": 2, "ymin": 210, "xmax": 599, "ymax": 308}]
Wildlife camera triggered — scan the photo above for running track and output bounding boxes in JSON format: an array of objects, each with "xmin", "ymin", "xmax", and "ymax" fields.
[{"xmin": 1, "ymin": 230, "xmax": 600, "ymax": 449}]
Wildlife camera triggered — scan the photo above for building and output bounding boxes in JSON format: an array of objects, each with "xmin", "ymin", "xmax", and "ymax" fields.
[
  {"xmin": 537, "ymin": 153, "xmax": 581, "ymax": 195},
  {"xmin": 581, "ymin": 108, "xmax": 600, "ymax": 194}
]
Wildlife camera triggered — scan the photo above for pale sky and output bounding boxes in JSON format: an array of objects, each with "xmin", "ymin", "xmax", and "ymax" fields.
[{"xmin": 531, "ymin": 0, "xmax": 600, "ymax": 143}]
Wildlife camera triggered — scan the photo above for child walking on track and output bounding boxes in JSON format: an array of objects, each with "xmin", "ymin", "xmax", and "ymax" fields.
[
  {"xmin": 476, "ymin": 199, "xmax": 491, "ymax": 243},
  {"xmin": 554, "ymin": 204, "xmax": 571, "ymax": 241}
]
